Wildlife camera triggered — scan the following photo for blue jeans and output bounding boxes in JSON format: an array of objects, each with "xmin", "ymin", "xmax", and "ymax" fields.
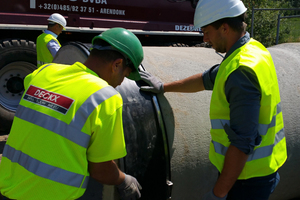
[{"xmin": 226, "ymin": 172, "xmax": 280, "ymax": 200}]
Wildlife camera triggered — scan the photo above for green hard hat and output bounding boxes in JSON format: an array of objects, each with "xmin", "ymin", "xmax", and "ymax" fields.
[{"xmin": 92, "ymin": 28, "xmax": 144, "ymax": 81}]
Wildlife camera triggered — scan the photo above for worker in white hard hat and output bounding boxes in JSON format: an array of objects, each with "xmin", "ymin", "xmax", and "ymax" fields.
[
  {"xmin": 36, "ymin": 13, "xmax": 67, "ymax": 67},
  {"xmin": 139, "ymin": 0, "xmax": 287, "ymax": 199}
]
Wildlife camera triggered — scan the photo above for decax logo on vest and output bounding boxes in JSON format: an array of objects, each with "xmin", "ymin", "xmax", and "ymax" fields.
[
  {"xmin": 23, "ymin": 85, "xmax": 74, "ymax": 114},
  {"xmin": 34, "ymin": 89, "xmax": 60, "ymax": 102}
]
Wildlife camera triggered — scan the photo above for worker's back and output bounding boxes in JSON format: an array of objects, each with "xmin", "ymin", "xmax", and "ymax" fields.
[
  {"xmin": 36, "ymin": 32, "xmax": 61, "ymax": 67},
  {"xmin": 0, "ymin": 62, "xmax": 126, "ymax": 200}
]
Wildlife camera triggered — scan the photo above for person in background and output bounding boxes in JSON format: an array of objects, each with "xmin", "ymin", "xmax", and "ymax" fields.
[
  {"xmin": 139, "ymin": 0, "xmax": 287, "ymax": 199},
  {"xmin": 0, "ymin": 27, "xmax": 143, "ymax": 200},
  {"xmin": 36, "ymin": 13, "xmax": 66, "ymax": 67}
]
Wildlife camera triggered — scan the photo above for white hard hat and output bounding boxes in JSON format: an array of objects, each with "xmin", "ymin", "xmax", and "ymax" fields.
[
  {"xmin": 193, "ymin": 0, "xmax": 247, "ymax": 29},
  {"xmin": 47, "ymin": 13, "xmax": 67, "ymax": 30}
]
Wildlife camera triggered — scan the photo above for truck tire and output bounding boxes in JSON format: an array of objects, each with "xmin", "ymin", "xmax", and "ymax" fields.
[{"xmin": 0, "ymin": 39, "xmax": 37, "ymax": 134}]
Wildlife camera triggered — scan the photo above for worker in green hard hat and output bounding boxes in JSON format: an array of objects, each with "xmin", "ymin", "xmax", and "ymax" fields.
[
  {"xmin": 139, "ymin": 0, "xmax": 287, "ymax": 200},
  {"xmin": 91, "ymin": 27, "xmax": 144, "ymax": 81},
  {"xmin": 0, "ymin": 27, "xmax": 143, "ymax": 200}
]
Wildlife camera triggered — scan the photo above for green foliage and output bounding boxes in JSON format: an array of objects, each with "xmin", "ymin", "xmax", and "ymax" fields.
[
  {"xmin": 290, "ymin": 0, "xmax": 300, "ymax": 14},
  {"xmin": 279, "ymin": 18, "xmax": 300, "ymax": 43},
  {"xmin": 242, "ymin": 0, "xmax": 294, "ymax": 47}
]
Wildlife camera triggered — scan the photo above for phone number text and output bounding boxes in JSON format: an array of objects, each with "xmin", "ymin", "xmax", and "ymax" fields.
[{"xmin": 40, "ymin": 3, "xmax": 95, "ymax": 13}]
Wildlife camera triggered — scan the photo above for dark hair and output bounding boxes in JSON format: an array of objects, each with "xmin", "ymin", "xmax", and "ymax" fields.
[
  {"xmin": 47, "ymin": 22, "xmax": 57, "ymax": 28},
  {"xmin": 90, "ymin": 40, "xmax": 127, "ymax": 65},
  {"xmin": 206, "ymin": 13, "xmax": 247, "ymax": 33}
]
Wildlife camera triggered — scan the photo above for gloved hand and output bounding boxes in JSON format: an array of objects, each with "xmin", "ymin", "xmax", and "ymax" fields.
[
  {"xmin": 117, "ymin": 174, "xmax": 142, "ymax": 200},
  {"xmin": 139, "ymin": 71, "xmax": 164, "ymax": 93},
  {"xmin": 203, "ymin": 189, "xmax": 227, "ymax": 200}
]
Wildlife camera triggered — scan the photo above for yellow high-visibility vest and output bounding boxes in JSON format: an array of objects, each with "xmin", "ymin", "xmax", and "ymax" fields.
[
  {"xmin": 0, "ymin": 62, "xmax": 127, "ymax": 199},
  {"xmin": 36, "ymin": 32, "xmax": 61, "ymax": 67},
  {"xmin": 209, "ymin": 38, "xmax": 287, "ymax": 179}
]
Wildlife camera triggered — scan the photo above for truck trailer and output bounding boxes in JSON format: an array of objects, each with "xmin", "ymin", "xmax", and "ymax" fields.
[{"xmin": 0, "ymin": 0, "xmax": 202, "ymax": 134}]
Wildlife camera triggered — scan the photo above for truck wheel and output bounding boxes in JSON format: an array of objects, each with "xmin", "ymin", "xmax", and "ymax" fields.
[{"xmin": 0, "ymin": 39, "xmax": 37, "ymax": 134}]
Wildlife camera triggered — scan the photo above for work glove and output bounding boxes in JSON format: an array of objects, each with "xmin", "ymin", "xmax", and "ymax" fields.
[
  {"xmin": 139, "ymin": 71, "xmax": 164, "ymax": 93},
  {"xmin": 203, "ymin": 189, "xmax": 227, "ymax": 200},
  {"xmin": 117, "ymin": 174, "xmax": 142, "ymax": 200}
]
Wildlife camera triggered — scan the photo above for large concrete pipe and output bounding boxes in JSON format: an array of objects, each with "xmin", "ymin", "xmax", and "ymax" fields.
[
  {"xmin": 53, "ymin": 42, "xmax": 172, "ymax": 200},
  {"xmin": 142, "ymin": 47, "xmax": 223, "ymax": 200},
  {"xmin": 52, "ymin": 42, "xmax": 300, "ymax": 200},
  {"xmin": 267, "ymin": 43, "xmax": 300, "ymax": 200}
]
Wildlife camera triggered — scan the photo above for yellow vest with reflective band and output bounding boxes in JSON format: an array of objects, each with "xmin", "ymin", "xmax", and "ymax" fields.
[
  {"xmin": 209, "ymin": 38, "xmax": 287, "ymax": 179},
  {"xmin": 36, "ymin": 32, "xmax": 61, "ymax": 67},
  {"xmin": 0, "ymin": 62, "xmax": 126, "ymax": 199}
]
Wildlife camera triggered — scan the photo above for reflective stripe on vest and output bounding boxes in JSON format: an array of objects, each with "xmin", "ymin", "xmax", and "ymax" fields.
[
  {"xmin": 4, "ymin": 85, "xmax": 118, "ymax": 187},
  {"xmin": 211, "ymin": 102, "xmax": 281, "ymax": 136},
  {"xmin": 212, "ymin": 128, "xmax": 284, "ymax": 162},
  {"xmin": 3, "ymin": 144, "xmax": 89, "ymax": 188}
]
